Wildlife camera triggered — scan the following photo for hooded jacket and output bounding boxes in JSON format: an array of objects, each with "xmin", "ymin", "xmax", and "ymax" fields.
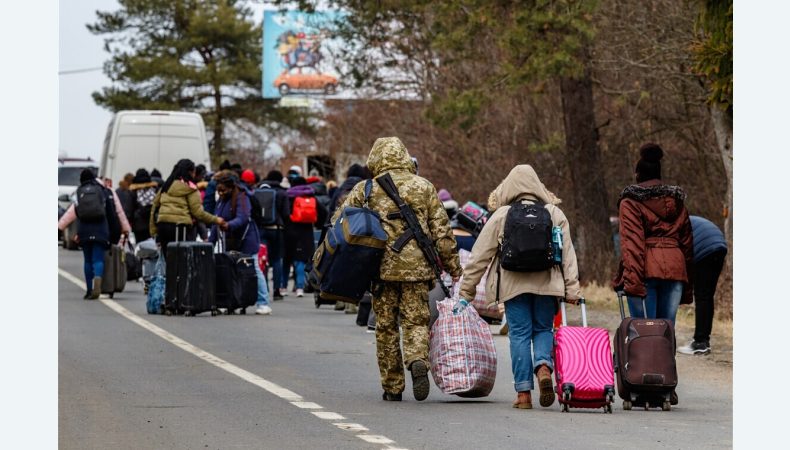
[
  {"xmin": 331, "ymin": 137, "xmax": 461, "ymax": 281},
  {"xmin": 459, "ymin": 165, "xmax": 582, "ymax": 303},
  {"xmin": 209, "ymin": 185, "xmax": 260, "ymax": 255},
  {"xmin": 612, "ymin": 179, "xmax": 694, "ymax": 302},
  {"xmin": 150, "ymin": 179, "xmax": 219, "ymax": 237}
]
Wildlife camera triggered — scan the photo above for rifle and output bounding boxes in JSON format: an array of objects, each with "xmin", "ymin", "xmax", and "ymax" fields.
[{"xmin": 376, "ymin": 173, "xmax": 452, "ymax": 298}]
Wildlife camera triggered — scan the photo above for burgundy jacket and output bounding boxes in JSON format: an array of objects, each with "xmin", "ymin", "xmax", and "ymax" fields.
[{"xmin": 612, "ymin": 179, "xmax": 694, "ymax": 303}]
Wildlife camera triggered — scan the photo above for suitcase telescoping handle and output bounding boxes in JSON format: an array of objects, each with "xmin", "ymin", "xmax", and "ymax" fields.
[
  {"xmin": 559, "ymin": 297, "xmax": 587, "ymax": 327},
  {"xmin": 616, "ymin": 291, "xmax": 647, "ymax": 320},
  {"xmin": 215, "ymin": 229, "xmax": 226, "ymax": 254}
]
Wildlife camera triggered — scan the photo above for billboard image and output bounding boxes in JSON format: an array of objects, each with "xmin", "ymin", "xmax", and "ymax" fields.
[{"xmin": 262, "ymin": 10, "xmax": 345, "ymax": 99}]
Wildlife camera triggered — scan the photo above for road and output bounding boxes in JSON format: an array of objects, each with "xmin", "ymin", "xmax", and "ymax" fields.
[{"xmin": 58, "ymin": 247, "xmax": 732, "ymax": 449}]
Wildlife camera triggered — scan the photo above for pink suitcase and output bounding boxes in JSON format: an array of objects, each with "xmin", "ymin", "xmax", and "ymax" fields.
[{"xmin": 553, "ymin": 299, "xmax": 616, "ymax": 413}]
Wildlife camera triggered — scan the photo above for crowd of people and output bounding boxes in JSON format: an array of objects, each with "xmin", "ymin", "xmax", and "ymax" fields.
[{"xmin": 58, "ymin": 137, "xmax": 728, "ymax": 407}]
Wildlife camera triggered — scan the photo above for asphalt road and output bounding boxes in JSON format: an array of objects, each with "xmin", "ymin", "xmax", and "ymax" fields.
[{"xmin": 58, "ymin": 247, "xmax": 732, "ymax": 449}]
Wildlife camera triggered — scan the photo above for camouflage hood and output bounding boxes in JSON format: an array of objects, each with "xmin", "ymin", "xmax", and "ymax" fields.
[
  {"xmin": 492, "ymin": 165, "xmax": 561, "ymax": 208},
  {"xmin": 366, "ymin": 137, "xmax": 416, "ymax": 176}
]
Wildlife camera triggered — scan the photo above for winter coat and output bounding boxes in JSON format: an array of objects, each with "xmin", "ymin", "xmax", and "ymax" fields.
[
  {"xmin": 690, "ymin": 215, "xmax": 727, "ymax": 263},
  {"xmin": 209, "ymin": 187, "xmax": 260, "ymax": 255},
  {"xmin": 309, "ymin": 181, "xmax": 332, "ymax": 213},
  {"xmin": 332, "ymin": 137, "xmax": 461, "ymax": 282},
  {"xmin": 328, "ymin": 175, "xmax": 363, "ymax": 221},
  {"xmin": 129, "ymin": 181, "xmax": 158, "ymax": 238},
  {"xmin": 116, "ymin": 188, "xmax": 135, "ymax": 221},
  {"xmin": 459, "ymin": 165, "xmax": 582, "ymax": 303},
  {"xmin": 284, "ymin": 185, "xmax": 328, "ymax": 262},
  {"xmin": 203, "ymin": 179, "xmax": 217, "ymax": 214},
  {"xmin": 150, "ymin": 179, "xmax": 219, "ymax": 237},
  {"xmin": 258, "ymin": 179, "xmax": 290, "ymax": 228},
  {"xmin": 58, "ymin": 179, "xmax": 131, "ymax": 246},
  {"xmin": 612, "ymin": 179, "xmax": 694, "ymax": 303}
]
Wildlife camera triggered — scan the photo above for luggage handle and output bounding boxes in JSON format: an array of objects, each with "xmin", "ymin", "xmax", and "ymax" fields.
[
  {"xmin": 616, "ymin": 291, "xmax": 647, "ymax": 320},
  {"xmin": 215, "ymin": 230, "xmax": 227, "ymax": 254},
  {"xmin": 559, "ymin": 297, "xmax": 587, "ymax": 327}
]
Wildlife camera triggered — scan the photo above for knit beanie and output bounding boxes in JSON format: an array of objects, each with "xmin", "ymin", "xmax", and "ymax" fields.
[
  {"xmin": 80, "ymin": 168, "xmax": 95, "ymax": 184},
  {"xmin": 438, "ymin": 189, "xmax": 453, "ymax": 202},
  {"xmin": 241, "ymin": 169, "xmax": 256, "ymax": 185},
  {"xmin": 635, "ymin": 143, "xmax": 663, "ymax": 183},
  {"xmin": 133, "ymin": 168, "xmax": 151, "ymax": 184}
]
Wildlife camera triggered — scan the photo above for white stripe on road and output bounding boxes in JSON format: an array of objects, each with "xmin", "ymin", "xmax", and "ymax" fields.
[{"xmin": 58, "ymin": 267, "xmax": 406, "ymax": 450}]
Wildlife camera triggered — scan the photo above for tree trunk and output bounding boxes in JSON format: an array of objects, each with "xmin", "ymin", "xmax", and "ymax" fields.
[
  {"xmin": 559, "ymin": 56, "xmax": 615, "ymax": 283},
  {"xmin": 213, "ymin": 86, "xmax": 224, "ymax": 159},
  {"xmin": 709, "ymin": 105, "xmax": 733, "ymax": 271}
]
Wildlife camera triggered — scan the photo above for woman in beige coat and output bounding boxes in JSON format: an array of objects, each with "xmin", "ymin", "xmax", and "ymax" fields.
[{"xmin": 457, "ymin": 165, "xmax": 582, "ymax": 410}]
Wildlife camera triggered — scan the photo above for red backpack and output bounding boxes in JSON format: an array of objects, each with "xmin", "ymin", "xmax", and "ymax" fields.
[{"xmin": 290, "ymin": 196, "xmax": 317, "ymax": 223}]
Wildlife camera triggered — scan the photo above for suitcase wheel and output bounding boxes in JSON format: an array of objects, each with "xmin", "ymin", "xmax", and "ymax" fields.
[
  {"xmin": 108, "ymin": 292, "xmax": 114, "ymax": 299},
  {"xmin": 561, "ymin": 403, "xmax": 569, "ymax": 413},
  {"xmin": 240, "ymin": 308, "xmax": 246, "ymax": 315},
  {"xmin": 184, "ymin": 311, "xmax": 193, "ymax": 317},
  {"xmin": 210, "ymin": 309, "xmax": 218, "ymax": 317},
  {"xmin": 604, "ymin": 403, "xmax": 613, "ymax": 414},
  {"xmin": 661, "ymin": 401, "xmax": 671, "ymax": 411},
  {"xmin": 623, "ymin": 400, "xmax": 632, "ymax": 411}
]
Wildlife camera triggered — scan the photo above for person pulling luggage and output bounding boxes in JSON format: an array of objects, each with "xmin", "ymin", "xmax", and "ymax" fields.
[
  {"xmin": 149, "ymin": 159, "xmax": 225, "ymax": 260},
  {"xmin": 210, "ymin": 171, "xmax": 272, "ymax": 315},
  {"xmin": 332, "ymin": 137, "xmax": 462, "ymax": 402},
  {"xmin": 58, "ymin": 169, "xmax": 131, "ymax": 299},
  {"xmin": 456, "ymin": 165, "xmax": 582, "ymax": 410}
]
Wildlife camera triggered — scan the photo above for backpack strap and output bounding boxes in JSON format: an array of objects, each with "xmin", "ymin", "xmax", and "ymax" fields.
[{"xmin": 363, "ymin": 179, "xmax": 373, "ymax": 207}]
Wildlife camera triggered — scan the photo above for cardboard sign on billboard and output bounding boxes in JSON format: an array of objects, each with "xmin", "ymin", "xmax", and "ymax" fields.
[{"xmin": 262, "ymin": 10, "xmax": 345, "ymax": 99}]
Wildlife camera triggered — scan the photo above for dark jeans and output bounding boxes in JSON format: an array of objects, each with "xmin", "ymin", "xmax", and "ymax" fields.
[
  {"xmin": 156, "ymin": 223, "xmax": 194, "ymax": 260},
  {"xmin": 260, "ymin": 228, "xmax": 284, "ymax": 291},
  {"xmin": 82, "ymin": 241, "xmax": 109, "ymax": 291},
  {"xmin": 693, "ymin": 250, "xmax": 727, "ymax": 343}
]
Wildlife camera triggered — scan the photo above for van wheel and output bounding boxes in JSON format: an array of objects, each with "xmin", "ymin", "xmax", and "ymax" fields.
[
  {"xmin": 279, "ymin": 84, "xmax": 290, "ymax": 95},
  {"xmin": 324, "ymin": 83, "xmax": 336, "ymax": 95}
]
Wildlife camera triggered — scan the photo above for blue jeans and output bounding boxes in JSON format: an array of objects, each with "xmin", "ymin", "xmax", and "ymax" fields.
[
  {"xmin": 250, "ymin": 253, "xmax": 270, "ymax": 307},
  {"xmin": 504, "ymin": 293, "xmax": 556, "ymax": 392},
  {"xmin": 627, "ymin": 279, "xmax": 683, "ymax": 325},
  {"xmin": 82, "ymin": 242, "xmax": 108, "ymax": 291}
]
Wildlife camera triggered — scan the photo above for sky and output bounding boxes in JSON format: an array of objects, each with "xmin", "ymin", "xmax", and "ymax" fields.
[{"xmin": 58, "ymin": 0, "xmax": 267, "ymax": 162}]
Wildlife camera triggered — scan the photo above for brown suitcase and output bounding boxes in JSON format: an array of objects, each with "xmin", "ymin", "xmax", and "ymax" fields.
[
  {"xmin": 613, "ymin": 292, "xmax": 678, "ymax": 411},
  {"xmin": 101, "ymin": 243, "xmax": 127, "ymax": 297}
]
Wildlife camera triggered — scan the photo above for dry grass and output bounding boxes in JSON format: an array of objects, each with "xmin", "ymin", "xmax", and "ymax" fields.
[{"xmin": 582, "ymin": 281, "xmax": 733, "ymax": 343}]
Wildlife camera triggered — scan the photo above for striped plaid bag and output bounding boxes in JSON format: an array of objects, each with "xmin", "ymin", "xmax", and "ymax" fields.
[
  {"xmin": 457, "ymin": 249, "xmax": 503, "ymax": 321},
  {"xmin": 429, "ymin": 298, "xmax": 497, "ymax": 397}
]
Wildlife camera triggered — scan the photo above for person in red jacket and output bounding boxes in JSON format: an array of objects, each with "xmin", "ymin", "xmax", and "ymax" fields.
[{"xmin": 613, "ymin": 143, "xmax": 693, "ymax": 325}]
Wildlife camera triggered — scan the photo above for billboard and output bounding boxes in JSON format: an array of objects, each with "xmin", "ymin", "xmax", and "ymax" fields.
[{"xmin": 262, "ymin": 10, "xmax": 345, "ymax": 99}]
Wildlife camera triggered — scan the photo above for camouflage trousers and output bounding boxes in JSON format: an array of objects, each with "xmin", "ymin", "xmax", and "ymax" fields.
[{"xmin": 372, "ymin": 280, "xmax": 432, "ymax": 394}]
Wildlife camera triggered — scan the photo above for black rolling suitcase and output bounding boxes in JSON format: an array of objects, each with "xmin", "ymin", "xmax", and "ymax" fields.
[
  {"xmin": 165, "ymin": 227, "xmax": 216, "ymax": 316},
  {"xmin": 101, "ymin": 242, "xmax": 127, "ymax": 298},
  {"xmin": 214, "ymin": 231, "xmax": 258, "ymax": 314},
  {"xmin": 613, "ymin": 291, "xmax": 678, "ymax": 411}
]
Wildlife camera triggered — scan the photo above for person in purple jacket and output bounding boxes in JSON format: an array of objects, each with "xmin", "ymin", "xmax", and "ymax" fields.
[{"xmin": 209, "ymin": 171, "xmax": 272, "ymax": 315}]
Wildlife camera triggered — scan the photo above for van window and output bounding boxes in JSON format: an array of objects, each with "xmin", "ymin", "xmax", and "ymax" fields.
[{"xmin": 58, "ymin": 167, "xmax": 96, "ymax": 186}]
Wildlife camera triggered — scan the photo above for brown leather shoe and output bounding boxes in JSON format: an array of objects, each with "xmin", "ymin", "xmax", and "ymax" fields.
[
  {"xmin": 512, "ymin": 391, "xmax": 532, "ymax": 409},
  {"xmin": 536, "ymin": 365, "xmax": 555, "ymax": 407}
]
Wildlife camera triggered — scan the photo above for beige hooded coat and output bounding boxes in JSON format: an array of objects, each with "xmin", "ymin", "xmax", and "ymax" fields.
[{"xmin": 459, "ymin": 165, "xmax": 582, "ymax": 303}]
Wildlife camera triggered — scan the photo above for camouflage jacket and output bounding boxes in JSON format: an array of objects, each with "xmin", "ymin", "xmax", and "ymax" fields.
[{"xmin": 332, "ymin": 137, "xmax": 462, "ymax": 282}]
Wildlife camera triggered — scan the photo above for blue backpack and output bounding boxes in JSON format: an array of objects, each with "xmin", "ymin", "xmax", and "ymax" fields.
[{"xmin": 309, "ymin": 180, "xmax": 387, "ymax": 304}]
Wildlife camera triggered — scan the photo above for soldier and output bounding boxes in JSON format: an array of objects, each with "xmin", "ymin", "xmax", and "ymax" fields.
[{"xmin": 333, "ymin": 137, "xmax": 462, "ymax": 402}]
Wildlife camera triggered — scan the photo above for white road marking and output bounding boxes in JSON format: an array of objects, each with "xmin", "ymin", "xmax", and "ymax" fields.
[
  {"xmin": 334, "ymin": 423, "xmax": 369, "ymax": 432},
  {"xmin": 291, "ymin": 401, "xmax": 323, "ymax": 409},
  {"xmin": 58, "ymin": 267, "xmax": 406, "ymax": 449},
  {"xmin": 312, "ymin": 411, "xmax": 346, "ymax": 420},
  {"xmin": 357, "ymin": 435, "xmax": 395, "ymax": 445}
]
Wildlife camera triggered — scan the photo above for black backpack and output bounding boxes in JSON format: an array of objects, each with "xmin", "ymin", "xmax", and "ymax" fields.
[
  {"xmin": 499, "ymin": 200, "xmax": 554, "ymax": 272},
  {"xmin": 254, "ymin": 186, "xmax": 278, "ymax": 226},
  {"xmin": 75, "ymin": 183, "xmax": 107, "ymax": 222}
]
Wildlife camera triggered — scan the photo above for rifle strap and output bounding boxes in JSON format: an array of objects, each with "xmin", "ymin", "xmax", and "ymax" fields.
[{"xmin": 392, "ymin": 228, "xmax": 414, "ymax": 252}]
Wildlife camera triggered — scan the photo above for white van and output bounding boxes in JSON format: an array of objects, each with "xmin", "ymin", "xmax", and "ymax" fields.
[{"xmin": 99, "ymin": 110, "xmax": 211, "ymax": 184}]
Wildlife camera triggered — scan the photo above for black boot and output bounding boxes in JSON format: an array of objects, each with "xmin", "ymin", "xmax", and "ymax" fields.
[{"xmin": 382, "ymin": 392, "xmax": 402, "ymax": 401}]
